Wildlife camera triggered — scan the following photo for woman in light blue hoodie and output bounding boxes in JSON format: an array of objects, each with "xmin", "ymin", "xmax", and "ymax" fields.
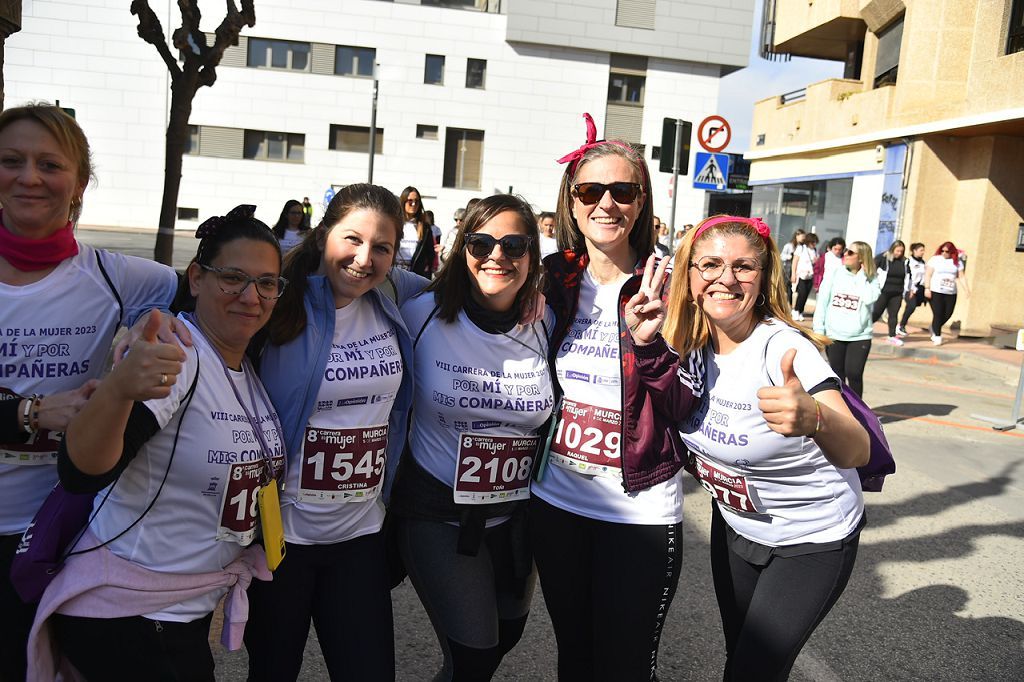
[{"xmin": 812, "ymin": 240, "xmax": 883, "ymax": 397}]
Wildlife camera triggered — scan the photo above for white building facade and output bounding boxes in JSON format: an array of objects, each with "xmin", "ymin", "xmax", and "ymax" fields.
[{"xmin": 7, "ymin": 0, "xmax": 753, "ymax": 235}]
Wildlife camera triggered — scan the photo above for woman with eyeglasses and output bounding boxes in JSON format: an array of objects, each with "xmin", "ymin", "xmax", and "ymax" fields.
[
  {"xmin": 390, "ymin": 193, "xmax": 552, "ymax": 681},
  {"xmin": 657, "ymin": 216, "xmax": 868, "ymax": 681},
  {"xmin": 813, "ymin": 241, "xmax": 883, "ymax": 397},
  {"xmin": 924, "ymin": 241, "xmax": 969, "ymax": 346},
  {"xmin": 272, "ymin": 198, "xmax": 311, "ymax": 253},
  {"xmin": 529, "ymin": 114, "xmax": 695, "ymax": 680},
  {"xmin": 31, "ymin": 207, "xmax": 286, "ymax": 680},
  {"xmin": 0, "ymin": 103, "xmax": 181, "ymax": 681},
  {"xmin": 244, "ymin": 184, "xmax": 425, "ymax": 681},
  {"xmin": 396, "ymin": 186, "xmax": 437, "ymax": 278}
]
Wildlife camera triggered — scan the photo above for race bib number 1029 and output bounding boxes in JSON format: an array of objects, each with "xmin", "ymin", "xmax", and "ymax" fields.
[
  {"xmin": 300, "ymin": 425, "xmax": 388, "ymax": 504},
  {"xmin": 549, "ymin": 399, "xmax": 622, "ymax": 478}
]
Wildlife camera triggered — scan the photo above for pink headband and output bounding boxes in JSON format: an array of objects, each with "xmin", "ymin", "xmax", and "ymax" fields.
[
  {"xmin": 692, "ymin": 216, "xmax": 772, "ymax": 243},
  {"xmin": 556, "ymin": 113, "xmax": 649, "ymax": 184}
]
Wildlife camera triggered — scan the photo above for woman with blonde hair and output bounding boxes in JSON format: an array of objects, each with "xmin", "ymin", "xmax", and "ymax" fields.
[
  {"xmin": 813, "ymin": 240, "xmax": 883, "ymax": 397},
  {"xmin": 649, "ymin": 215, "xmax": 868, "ymax": 681}
]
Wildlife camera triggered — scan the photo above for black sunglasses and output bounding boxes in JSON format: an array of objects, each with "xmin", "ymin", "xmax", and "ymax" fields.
[
  {"xmin": 572, "ymin": 182, "xmax": 642, "ymax": 205},
  {"xmin": 464, "ymin": 233, "xmax": 532, "ymax": 260}
]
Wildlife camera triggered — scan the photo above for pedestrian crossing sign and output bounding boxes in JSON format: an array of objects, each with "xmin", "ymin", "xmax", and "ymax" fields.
[{"xmin": 693, "ymin": 152, "xmax": 731, "ymax": 190}]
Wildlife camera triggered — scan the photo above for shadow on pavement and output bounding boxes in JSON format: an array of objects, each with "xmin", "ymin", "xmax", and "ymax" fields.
[{"xmin": 872, "ymin": 402, "xmax": 956, "ymax": 424}]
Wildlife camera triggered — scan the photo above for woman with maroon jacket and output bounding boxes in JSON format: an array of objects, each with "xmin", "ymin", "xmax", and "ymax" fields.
[{"xmin": 529, "ymin": 113, "xmax": 696, "ymax": 681}]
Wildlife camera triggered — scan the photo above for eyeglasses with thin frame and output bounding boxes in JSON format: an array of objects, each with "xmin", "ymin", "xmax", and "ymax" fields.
[
  {"xmin": 689, "ymin": 256, "xmax": 761, "ymax": 282},
  {"xmin": 572, "ymin": 182, "xmax": 642, "ymax": 205},
  {"xmin": 464, "ymin": 233, "xmax": 532, "ymax": 260},
  {"xmin": 199, "ymin": 264, "xmax": 288, "ymax": 300}
]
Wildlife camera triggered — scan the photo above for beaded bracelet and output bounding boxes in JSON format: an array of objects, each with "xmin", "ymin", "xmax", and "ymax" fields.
[
  {"xmin": 807, "ymin": 399, "xmax": 822, "ymax": 438},
  {"xmin": 29, "ymin": 395, "xmax": 42, "ymax": 433}
]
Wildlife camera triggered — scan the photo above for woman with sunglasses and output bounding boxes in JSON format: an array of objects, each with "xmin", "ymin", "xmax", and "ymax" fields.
[
  {"xmin": 390, "ymin": 193, "xmax": 552, "ymax": 681},
  {"xmin": 396, "ymin": 186, "xmax": 436, "ymax": 278},
  {"xmin": 0, "ymin": 103, "xmax": 181, "ymax": 681},
  {"xmin": 658, "ymin": 216, "xmax": 868, "ymax": 681},
  {"xmin": 924, "ymin": 241, "xmax": 969, "ymax": 346},
  {"xmin": 529, "ymin": 114, "xmax": 693, "ymax": 680},
  {"xmin": 244, "ymin": 184, "xmax": 424, "ymax": 681},
  {"xmin": 272, "ymin": 198, "xmax": 311, "ymax": 253},
  {"xmin": 813, "ymin": 241, "xmax": 883, "ymax": 397},
  {"xmin": 31, "ymin": 207, "xmax": 286, "ymax": 680}
]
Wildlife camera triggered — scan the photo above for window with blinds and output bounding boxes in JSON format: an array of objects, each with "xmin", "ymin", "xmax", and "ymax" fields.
[
  {"xmin": 615, "ymin": 0, "xmax": 656, "ymax": 30},
  {"xmin": 329, "ymin": 125, "xmax": 384, "ymax": 153},
  {"xmin": 873, "ymin": 16, "xmax": 904, "ymax": 87},
  {"xmin": 443, "ymin": 128, "xmax": 484, "ymax": 190}
]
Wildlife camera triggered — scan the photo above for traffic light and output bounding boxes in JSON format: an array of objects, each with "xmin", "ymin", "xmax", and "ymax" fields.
[{"xmin": 659, "ymin": 118, "xmax": 692, "ymax": 175}]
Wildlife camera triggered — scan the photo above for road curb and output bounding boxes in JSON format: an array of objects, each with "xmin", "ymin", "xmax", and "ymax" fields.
[{"xmin": 870, "ymin": 342, "xmax": 1021, "ymax": 384}]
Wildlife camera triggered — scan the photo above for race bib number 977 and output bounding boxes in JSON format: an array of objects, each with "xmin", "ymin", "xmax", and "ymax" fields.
[
  {"xmin": 549, "ymin": 399, "xmax": 621, "ymax": 478},
  {"xmin": 690, "ymin": 454, "xmax": 762, "ymax": 514},
  {"xmin": 300, "ymin": 425, "xmax": 388, "ymax": 503},
  {"xmin": 453, "ymin": 434, "xmax": 537, "ymax": 504}
]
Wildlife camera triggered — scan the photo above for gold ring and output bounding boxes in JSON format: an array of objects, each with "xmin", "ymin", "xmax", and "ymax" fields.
[{"xmin": 159, "ymin": 374, "xmax": 168, "ymax": 386}]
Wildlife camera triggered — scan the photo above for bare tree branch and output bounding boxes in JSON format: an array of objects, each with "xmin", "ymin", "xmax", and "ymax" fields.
[
  {"xmin": 176, "ymin": 0, "xmax": 207, "ymax": 62},
  {"xmin": 130, "ymin": 0, "xmax": 182, "ymax": 80},
  {"xmin": 199, "ymin": 1, "xmax": 255, "ymax": 87}
]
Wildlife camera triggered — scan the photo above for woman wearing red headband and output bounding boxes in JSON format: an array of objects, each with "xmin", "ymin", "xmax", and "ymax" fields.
[
  {"xmin": 529, "ymin": 114, "xmax": 697, "ymax": 680},
  {"xmin": 656, "ymin": 215, "xmax": 868, "ymax": 680}
]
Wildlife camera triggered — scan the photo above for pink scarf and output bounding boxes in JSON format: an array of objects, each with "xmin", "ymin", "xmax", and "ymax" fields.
[{"xmin": 0, "ymin": 212, "xmax": 79, "ymax": 271}]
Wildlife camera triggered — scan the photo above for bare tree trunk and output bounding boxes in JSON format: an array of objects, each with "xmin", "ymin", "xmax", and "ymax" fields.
[{"xmin": 154, "ymin": 77, "xmax": 195, "ymax": 265}]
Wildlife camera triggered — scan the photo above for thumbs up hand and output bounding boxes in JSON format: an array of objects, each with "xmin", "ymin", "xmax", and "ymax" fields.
[
  {"xmin": 114, "ymin": 309, "xmax": 193, "ymax": 366},
  {"xmin": 108, "ymin": 308, "xmax": 187, "ymax": 401},
  {"xmin": 756, "ymin": 348, "xmax": 818, "ymax": 437}
]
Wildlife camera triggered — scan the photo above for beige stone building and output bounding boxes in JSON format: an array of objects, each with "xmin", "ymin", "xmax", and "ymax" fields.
[{"xmin": 748, "ymin": 0, "xmax": 1023, "ymax": 337}]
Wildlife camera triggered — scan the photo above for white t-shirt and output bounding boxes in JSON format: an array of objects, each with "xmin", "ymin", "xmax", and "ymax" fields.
[
  {"xmin": 401, "ymin": 293, "xmax": 554, "ymax": 498},
  {"xmin": 793, "ymin": 244, "xmax": 817, "ymax": 280},
  {"xmin": 927, "ymin": 255, "xmax": 962, "ymax": 295},
  {"xmin": 538, "ymin": 235, "xmax": 559, "ymax": 258},
  {"xmin": 281, "ymin": 297, "xmax": 402, "ymax": 544},
  {"xmin": 824, "ymin": 250, "xmax": 843, "ymax": 280},
  {"xmin": 678, "ymin": 321, "xmax": 863, "ymax": 546},
  {"xmin": 397, "ymin": 221, "xmax": 419, "ymax": 269},
  {"xmin": 0, "ymin": 245, "xmax": 176, "ymax": 535},
  {"xmin": 531, "ymin": 270, "xmax": 684, "ymax": 525},
  {"xmin": 279, "ymin": 228, "xmax": 305, "ymax": 253},
  {"xmin": 90, "ymin": 317, "xmax": 284, "ymax": 622}
]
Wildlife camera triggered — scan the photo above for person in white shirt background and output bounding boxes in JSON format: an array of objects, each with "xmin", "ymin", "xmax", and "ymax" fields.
[
  {"xmin": 924, "ymin": 240, "xmax": 970, "ymax": 346},
  {"xmin": 272, "ymin": 199, "xmax": 310, "ymax": 253},
  {"xmin": 537, "ymin": 211, "xmax": 559, "ymax": 258},
  {"xmin": 790, "ymin": 232, "xmax": 818, "ymax": 321}
]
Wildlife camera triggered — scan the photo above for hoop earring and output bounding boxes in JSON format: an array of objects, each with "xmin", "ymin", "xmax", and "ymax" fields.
[{"xmin": 756, "ymin": 293, "xmax": 766, "ymax": 307}]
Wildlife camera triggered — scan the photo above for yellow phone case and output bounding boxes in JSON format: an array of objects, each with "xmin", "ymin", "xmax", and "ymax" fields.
[{"xmin": 257, "ymin": 481, "xmax": 286, "ymax": 571}]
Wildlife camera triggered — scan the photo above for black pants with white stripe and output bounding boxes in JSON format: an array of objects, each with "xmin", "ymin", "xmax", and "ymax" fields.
[{"xmin": 529, "ymin": 496, "xmax": 682, "ymax": 682}]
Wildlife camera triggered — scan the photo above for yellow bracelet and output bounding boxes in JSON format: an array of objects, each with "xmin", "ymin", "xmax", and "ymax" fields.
[{"xmin": 808, "ymin": 399, "xmax": 822, "ymax": 438}]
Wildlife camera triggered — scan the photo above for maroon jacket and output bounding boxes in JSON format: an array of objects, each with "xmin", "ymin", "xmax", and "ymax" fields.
[{"xmin": 538, "ymin": 250, "xmax": 695, "ymax": 492}]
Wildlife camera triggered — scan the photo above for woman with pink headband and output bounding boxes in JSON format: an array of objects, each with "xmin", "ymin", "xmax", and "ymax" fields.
[
  {"xmin": 529, "ymin": 113, "xmax": 697, "ymax": 680},
  {"xmin": 653, "ymin": 215, "xmax": 868, "ymax": 680}
]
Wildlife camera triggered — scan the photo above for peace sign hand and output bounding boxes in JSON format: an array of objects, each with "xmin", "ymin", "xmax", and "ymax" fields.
[{"xmin": 625, "ymin": 254, "xmax": 671, "ymax": 346}]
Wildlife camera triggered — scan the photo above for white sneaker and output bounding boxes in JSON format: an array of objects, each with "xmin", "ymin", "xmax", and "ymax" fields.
[
  {"xmin": 886, "ymin": 336, "xmax": 904, "ymax": 346},
  {"xmin": 931, "ymin": 335, "xmax": 942, "ymax": 346},
  {"xmin": 895, "ymin": 326, "xmax": 908, "ymax": 337},
  {"xmin": 791, "ymin": 310, "xmax": 804, "ymax": 321}
]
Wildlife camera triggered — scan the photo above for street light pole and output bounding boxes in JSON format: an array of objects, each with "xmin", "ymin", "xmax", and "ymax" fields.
[
  {"xmin": 668, "ymin": 118, "xmax": 683, "ymax": 252},
  {"xmin": 368, "ymin": 64, "xmax": 379, "ymax": 183}
]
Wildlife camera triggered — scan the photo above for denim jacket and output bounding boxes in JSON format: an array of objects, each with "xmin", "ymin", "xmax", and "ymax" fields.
[
  {"xmin": 538, "ymin": 250, "xmax": 694, "ymax": 492},
  {"xmin": 257, "ymin": 269, "xmax": 428, "ymax": 501}
]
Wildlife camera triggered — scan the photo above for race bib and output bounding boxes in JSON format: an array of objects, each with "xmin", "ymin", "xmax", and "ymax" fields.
[
  {"xmin": 300, "ymin": 425, "xmax": 388, "ymax": 503},
  {"xmin": 690, "ymin": 453, "xmax": 762, "ymax": 514},
  {"xmin": 940, "ymin": 277, "xmax": 955, "ymax": 292},
  {"xmin": 829, "ymin": 292, "xmax": 861, "ymax": 312},
  {"xmin": 218, "ymin": 456, "xmax": 284, "ymax": 545},
  {"xmin": 453, "ymin": 433, "xmax": 537, "ymax": 504},
  {"xmin": 549, "ymin": 399, "xmax": 622, "ymax": 478}
]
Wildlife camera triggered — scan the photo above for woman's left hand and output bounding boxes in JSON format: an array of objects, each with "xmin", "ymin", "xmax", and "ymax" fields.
[
  {"xmin": 756, "ymin": 349, "xmax": 817, "ymax": 437},
  {"xmin": 624, "ymin": 254, "xmax": 670, "ymax": 346},
  {"xmin": 113, "ymin": 309, "xmax": 192, "ymax": 365}
]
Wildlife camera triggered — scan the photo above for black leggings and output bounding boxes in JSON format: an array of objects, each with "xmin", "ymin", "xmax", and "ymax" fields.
[
  {"xmin": 710, "ymin": 504, "xmax": 859, "ymax": 682},
  {"xmin": 929, "ymin": 292, "xmax": 958, "ymax": 337},
  {"xmin": 53, "ymin": 612, "xmax": 215, "ymax": 681},
  {"xmin": 825, "ymin": 339, "xmax": 871, "ymax": 397},
  {"xmin": 397, "ymin": 517, "xmax": 534, "ymax": 681},
  {"xmin": 793, "ymin": 279, "xmax": 813, "ymax": 315},
  {"xmin": 245, "ymin": 532, "xmax": 395, "ymax": 681},
  {"xmin": 0, "ymin": 533, "xmax": 37, "ymax": 682},
  {"xmin": 871, "ymin": 290, "xmax": 903, "ymax": 336},
  {"xmin": 899, "ymin": 286, "xmax": 925, "ymax": 328},
  {"xmin": 529, "ymin": 496, "xmax": 682, "ymax": 682}
]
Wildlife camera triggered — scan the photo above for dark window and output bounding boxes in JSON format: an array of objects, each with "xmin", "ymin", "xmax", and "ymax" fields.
[
  {"xmin": 329, "ymin": 125, "xmax": 384, "ymax": 153},
  {"xmin": 422, "ymin": 0, "xmax": 484, "ymax": 9},
  {"xmin": 425, "ymin": 54, "xmax": 445, "ymax": 85},
  {"xmin": 184, "ymin": 125, "xmax": 200, "ymax": 155},
  {"xmin": 873, "ymin": 16, "xmax": 904, "ymax": 88},
  {"xmin": 651, "ymin": 146, "xmax": 661, "ymax": 160},
  {"xmin": 243, "ymin": 130, "xmax": 305, "ymax": 162},
  {"xmin": 336, "ymin": 46, "xmax": 375, "ymax": 77},
  {"xmin": 177, "ymin": 207, "xmax": 199, "ymax": 221},
  {"xmin": 443, "ymin": 128, "xmax": 484, "ymax": 189},
  {"xmin": 466, "ymin": 58, "xmax": 486, "ymax": 89},
  {"xmin": 416, "ymin": 124, "xmax": 439, "ymax": 140},
  {"xmin": 1010, "ymin": 0, "xmax": 1024, "ymax": 55},
  {"xmin": 247, "ymin": 38, "xmax": 310, "ymax": 71},
  {"xmin": 607, "ymin": 73, "xmax": 645, "ymax": 104}
]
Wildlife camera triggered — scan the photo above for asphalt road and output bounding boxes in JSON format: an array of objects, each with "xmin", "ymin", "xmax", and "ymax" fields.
[{"xmin": 77, "ymin": 229, "xmax": 1024, "ymax": 681}]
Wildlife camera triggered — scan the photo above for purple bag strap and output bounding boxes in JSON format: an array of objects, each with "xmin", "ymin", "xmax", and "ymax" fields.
[{"xmin": 761, "ymin": 328, "xmax": 895, "ymax": 491}]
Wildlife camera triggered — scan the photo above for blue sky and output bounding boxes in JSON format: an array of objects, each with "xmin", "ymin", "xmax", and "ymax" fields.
[{"xmin": 717, "ymin": 0, "xmax": 843, "ymax": 152}]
